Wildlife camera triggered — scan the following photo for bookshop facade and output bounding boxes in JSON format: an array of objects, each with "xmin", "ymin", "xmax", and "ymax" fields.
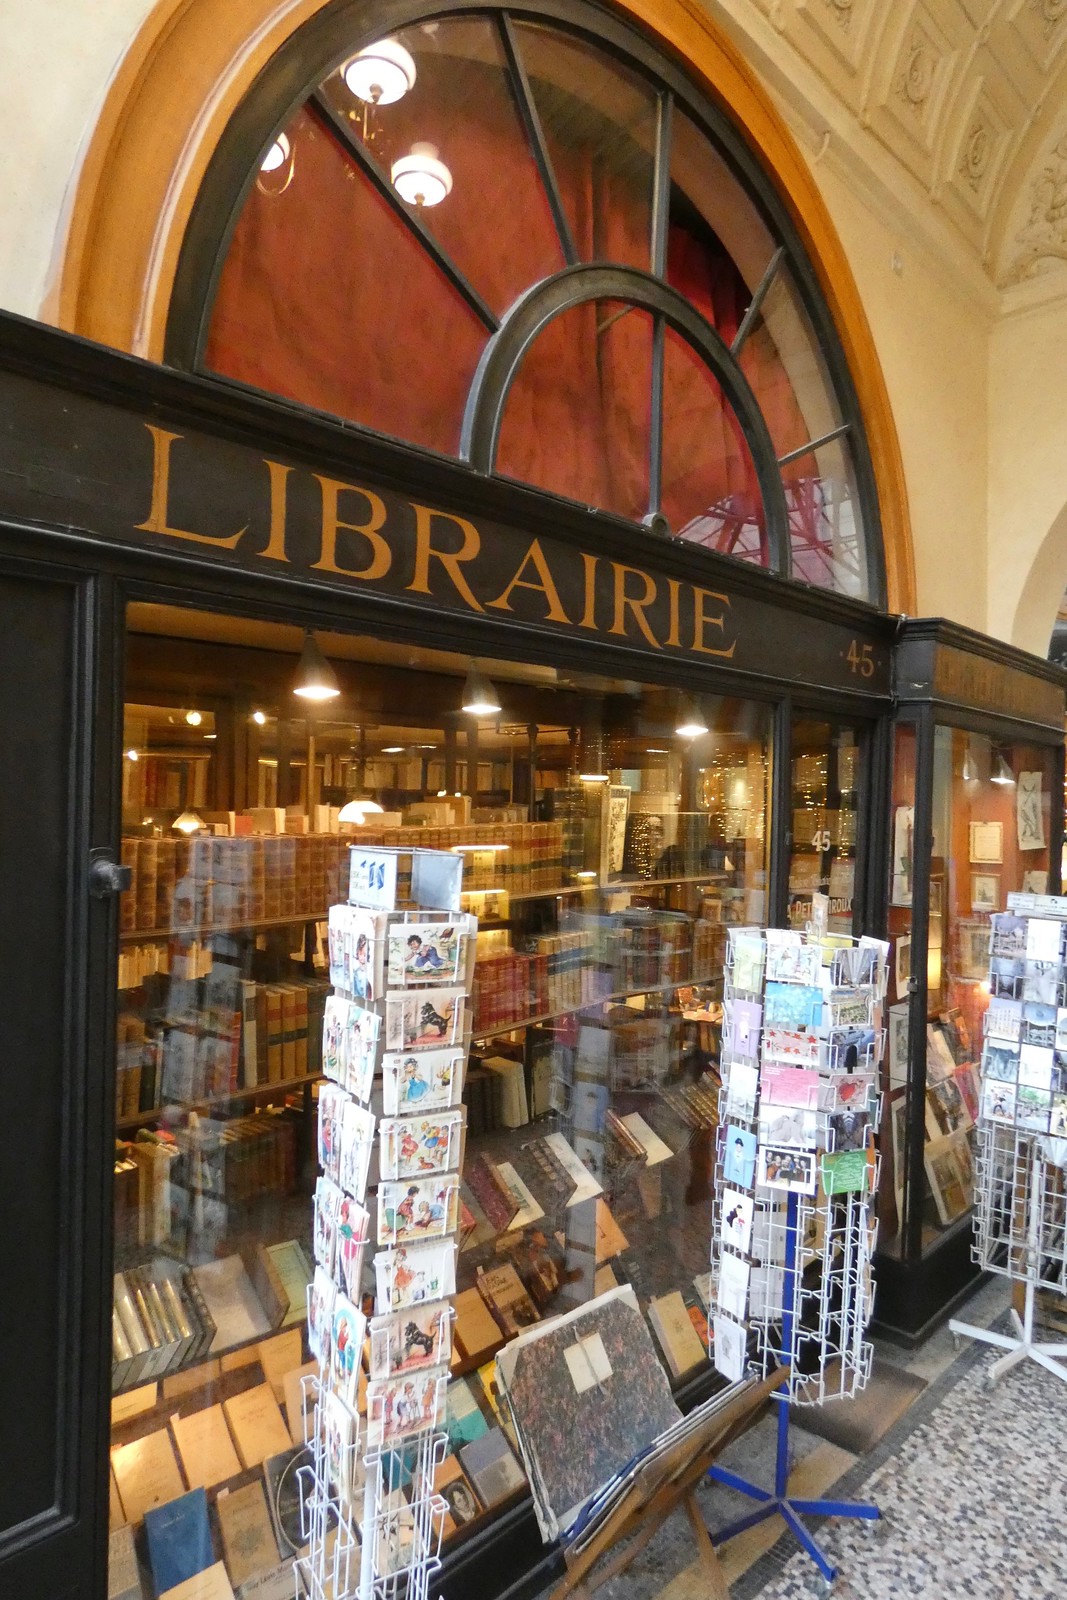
[{"xmin": 0, "ymin": 4, "xmax": 1063, "ymax": 1600}]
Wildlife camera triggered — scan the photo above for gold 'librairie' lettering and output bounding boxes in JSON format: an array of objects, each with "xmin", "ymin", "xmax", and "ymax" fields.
[
  {"xmin": 137, "ymin": 426, "xmax": 246, "ymax": 548},
  {"xmin": 312, "ymin": 476, "xmax": 391, "ymax": 580},
  {"xmin": 691, "ymin": 586, "xmax": 735, "ymax": 658},
  {"xmin": 408, "ymin": 504, "xmax": 483, "ymax": 611},
  {"xmin": 486, "ymin": 538, "xmax": 571, "ymax": 624},
  {"xmin": 610, "ymin": 563, "xmax": 661, "ymax": 649}
]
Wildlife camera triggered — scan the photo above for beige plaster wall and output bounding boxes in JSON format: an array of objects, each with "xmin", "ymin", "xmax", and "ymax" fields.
[
  {"xmin": 989, "ymin": 295, "xmax": 1067, "ymax": 657},
  {"xmin": 0, "ymin": 0, "xmax": 155, "ymax": 319},
  {"xmin": 805, "ymin": 159, "xmax": 991, "ymax": 631}
]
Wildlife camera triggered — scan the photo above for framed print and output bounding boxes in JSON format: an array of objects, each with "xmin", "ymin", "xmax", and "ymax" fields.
[
  {"xmin": 890, "ymin": 805, "xmax": 914, "ymax": 906},
  {"xmin": 970, "ymin": 873, "xmax": 999, "ymax": 913},
  {"xmin": 968, "ymin": 821, "xmax": 1002, "ymax": 864},
  {"xmin": 894, "ymin": 934, "xmax": 911, "ymax": 999},
  {"xmin": 957, "ymin": 918, "xmax": 991, "ymax": 981},
  {"xmin": 887, "ymin": 1002, "xmax": 910, "ymax": 1086},
  {"xmin": 1017, "ymin": 772, "xmax": 1045, "ymax": 852}
]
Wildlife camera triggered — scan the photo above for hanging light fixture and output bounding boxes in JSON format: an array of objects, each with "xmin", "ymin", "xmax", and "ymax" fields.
[
  {"xmin": 172, "ymin": 810, "xmax": 205, "ymax": 836},
  {"xmin": 293, "ymin": 631, "xmax": 341, "ymax": 701},
  {"xmin": 675, "ymin": 694, "xmax": 709, "ymax": 739},
  {"xmin": 992, "ymin": 751, "xmax": 1015, "ymax": 786},
  {"xmin": 343, "ymin": 38, "xmax": 417, "ymax": 104},
  {"xmin": 257, "ymin": 129, "xmax": 296, "ymax": 196},
  {"xmin": 391, "ymin": 142, "xmax": 453, "ymax": 207},
  {"xmin": 961, "ymin": 742, "xmax": 977, "ymax": 782},
  {"xmin": 260, "ymin": 131, "xmax": 290, "ymax": 173},
  {"xmin": 461, "ymin": 662, "xmax": 501, "ymax": 716}
]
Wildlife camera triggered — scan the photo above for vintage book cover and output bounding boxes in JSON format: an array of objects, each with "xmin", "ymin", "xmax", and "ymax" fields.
[
  {"xmin": 144, "ymin": 1488, "xmax": 213, "ymax": 1594},
  {"xmin": 192, "ymin": 1255, "xmax": 272, "ymax": 1352},
  {"xmin": 477, "ymin": 1264, "xmax": 539, "ymax": 1338},
  {"xmin": 171, "ymin": 1402, "xmax": 241, "ymax": 1490},
  {"xmin": 647, "ymin": 1291, "xmax": 708, "ymax": 1379},
  {"xmin": 433, "ymin": 1454, "xmax": 483, "ymax": 1538},
  {"xmin": 257, "ymin": 1327, "xmax": 304, "ymax": 1404},
  {"xmin": 263, "ymin": 1240, "xmax": 312, "ymax": 1329},
  {"xmin": 224, "ymin": 1383, "xmax": 293, "ymax": 1471},
  {"xmin": 158, "ymin": 1561, "xmax": 236, "ymax": 1600},
  {"xmin": 216, "ymin": 1480, "xmax": 279, "ymax": 1588},
  {"xmin": 111, "ymin": 1428, "xmax": 186, "ymax": 1524},
  {"xmin": 452, "ymin": 1287, "xmax": 505, "ymax": 1365},
  {"xmin": 458, "ymin": 1427, "xmax": 526, "ymax": 1509}
]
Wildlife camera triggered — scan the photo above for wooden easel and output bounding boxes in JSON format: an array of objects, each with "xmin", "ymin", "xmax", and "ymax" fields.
[{"xmin": 544, "ymin": 1367, "xmax": 784, "ymax": 1600}]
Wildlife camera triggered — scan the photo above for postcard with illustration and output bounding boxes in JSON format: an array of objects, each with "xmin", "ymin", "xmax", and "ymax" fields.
[
  {"xmin": 717, "ymin": 1252, "xmax": 750, "ymax": 1322},
  {"xmin": 820, "ymin": 1070, "xmax": 877, "ymax": 1115},
  {"xmin": 309, "ymin": 1265, "xmax": 336, "ymax": 1365},
  {"xmin": 318, "ymin": 1083, "xmax": 347, "ymax": 1184},
  {"xmin": 763, "ymin": 1024, "xmax": 821, "ymax": 1067},
  {"xmin": 721, "ymin": 1125, "xmax": 757, "ymax": 1189},
  {"xmin": 385, "ymin": 987, "xmax": 466, "ymax": 1053},
  {"xmin": 386, "ymin": 917, "xmax": 470, "ymax": 988},
  {"xmin": 336, "ymin": 1193, "xmax": 371, "ymax": 1302},
  {"xmin": 1022, "ymin": 1002, "xmax": 1057, "ymax": 1049},
  {"xmin": 313, "ymin": 1174, "xmax": 343, "ymax": 1273},
  {"xmin": 990, "ymin": 913, "xmax": 1026, "ymax": 959},
  {"xmin": 367, "ymin": 1368, "xmax": 446, "ymax": 1448},
  {"xmin": 1017, "ymin": 1084, "xmax": 1052, "ymax": 1133},
  {"xmin": 380, "ymin": 1111, "xmax": 465, "ymax": 1181},
  {"xmin": 375, "ymin": 1240, "xmax": 457, "ymax": 1313},
  {"xmin": 765, "ymin": 933, "xmax": 821, "ymax": 985},
  {"xmin": 713, "ymin": 1315, "xmax": 747, "ymax": 1383},
  {"xmin": 986, "ymin": 996, "xmax": 1022, "ymax": 1042},
  {"xmin": 981, "ymin": 1080, "xmax": 1016, "ymax": 1124},
  {"xmin": 328, "ymin": 904, "xmax": 387, "ymax": 1000},
  {"xmin": 759, "ymin": 1105, "xmax": 819, "ymax": 1150},
  {"xmin": 330, "ymin": 1293, "xmax": 367, "ymax": 1412},
  {"xmin": 723, "ymin": 998, "xmax": 762, "ymax": 1060},
  {"xmin": 1019, "ymin": 1043, "xmax": 1055, "ymax": 1092},
  {"xmin": 369, "ymin": 1301, "xmax": 453, "ymax": 1380},
  {"xmin": 322, "ymin": 994, "xmax": 348, "ymax": 1084},
  {"xmin": 343, "ymin": 1004, "xmax": 381, "ymax": 1104},
  {"xmin": 339, "ymin": 1099, "xmax": 376, "ymax": 1200},
  {"xmin": 322, "ymin": 1388, "xmax": 358, "ymax": 1503},
  {"xmin": 378, "ymin": 1174, "xmax": 461, "ymax": 1246},
  {"xmin": 764, "ymin": 981, "xmax": 823, "ymax": 1030},
  {"xmin": 760, "ymin": 1064, "xmax": 820, "ymax": 1110},
  {"xmin": 823, "ymin": 1025, "xmax": 878, "ymax": 1074},
  {"xmin": 381, "ymin": 1047, "xmax": 463, "ymax": 1116},
  {"xmin": 758, "ymin": 1145, "xmax": 818, "ymax": 1194},
  {"xmin": 989, "ymin": 958, "xmax": 1024, "ymax": 999},
  {"xmin": 728, "ymin": 929, "xmax": 765, "ymax": 995},
  {"xmin": 719, "ymin": 1187, "xmax": 754, "ymax": 1255}
]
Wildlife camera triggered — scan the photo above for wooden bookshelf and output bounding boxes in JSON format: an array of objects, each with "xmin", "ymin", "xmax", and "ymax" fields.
[{"xmin": 115, "ymin": 1071, "xmax": 321, "ymax": 1132}]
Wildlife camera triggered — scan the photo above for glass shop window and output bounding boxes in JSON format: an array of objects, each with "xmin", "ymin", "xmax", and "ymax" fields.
[
  {"xmin": 787, "ymin": 717, "xmax": 862, "ymax": 938},
  {"xmin": 108, "ymin": 602, "xmax": 773, "ymax": 1594}
]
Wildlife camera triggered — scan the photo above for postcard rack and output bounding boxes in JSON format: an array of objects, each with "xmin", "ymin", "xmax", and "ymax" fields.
[
  {"xmin": 300, "ymin": 845, "xmax": 475, "ymax": 1599},
  {"xmin": 708, "ymin": 911, "xmax": 888, "ymax": 1581},
  {"xmin": 950, "ymin": 892, "xmax": 1067, "ymax": 1387}
]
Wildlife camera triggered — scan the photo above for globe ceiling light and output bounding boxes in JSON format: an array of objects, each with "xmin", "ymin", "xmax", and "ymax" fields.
[
  {"xmin": 343, "ymin": 38, "xmax": 417, "ymax": 105},
  {"xmin": 391, "ymin": 143, "xmax": 452, "ymax": 208},
  {"xmin": 260, "ymin": 131, "xmax": 290, "ymax": 173}
]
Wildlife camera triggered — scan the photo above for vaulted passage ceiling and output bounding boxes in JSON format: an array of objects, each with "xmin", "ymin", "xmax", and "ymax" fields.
[{"xmin": 712, "ymin": 0, "xmax": 1067, "ymax": 299}]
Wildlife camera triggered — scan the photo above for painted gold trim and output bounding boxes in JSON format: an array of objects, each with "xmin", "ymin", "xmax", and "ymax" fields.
[{"xmin": 50, "ymin": 0, "xmax": 915, "ymax": 613}]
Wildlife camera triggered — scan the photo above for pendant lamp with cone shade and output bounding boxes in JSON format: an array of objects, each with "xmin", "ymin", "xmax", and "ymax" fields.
[{"xmin": 293, "ymin": 632, "xmax": 340, "ymax": 701}]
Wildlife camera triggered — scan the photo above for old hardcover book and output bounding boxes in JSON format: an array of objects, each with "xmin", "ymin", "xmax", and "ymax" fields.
[
  {"xmin": 216, "ymin": 1480, "xmax": 279, "ymax": 1588},
  {"xmin": 159, "ymin": 1562, "xmax": 236, "ymax": 1600},
  {"xmin": 453, "ymin": 1287, "xmax": 505, "ymax": 1365},
  {"xmin": 111, "ymin": 1428, "xmax": 186, "ymax": 1524},
  {"xmin": 145, "ymin": 1487, "xmax": 213, "ymax": 1594},
  {"xmin": 223, "ymin": 1382, "xmax": 293, "ymax": 1470},
  {"xmin": 433, "ymin": 1454, "xmax": 483, "ymax": 1538},
  {"xmin": 458, "ymin": 1427, "xmax": 526, "ymax": 1508},
  {"xmin": 647, "ymin": 1291, "xmax": 707, "ymax": 1379},
  {"xmin": 250, "ymin": 1246, "xmax": 289, "ymax": 1332},
  {"xmin": 477, "ymin": 1264, "xmax": 540, "ymax": 1338},
  {"xmin": 171, "ymin": 1402, "xmax": 242, "ymax": 1491},
  {"xmin": 257, "ymin": 1327, "xmax": 304, "ymax": 1403},
  {"xmin": 264, "ymin": 1240, "xmax": 312, "ymax": 1329},
  {"xmin": 193, "ymin": 1255, "xmax": 272, "ymax": 1352}
]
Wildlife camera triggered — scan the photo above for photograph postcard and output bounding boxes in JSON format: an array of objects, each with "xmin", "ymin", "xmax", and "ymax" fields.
[
  {"xmin": 981, "ymin": 1041, "xmax": 1019, "ymax": 1083},
  {"xmin": 379, "ymin": 1111, "xmax": 464, "ymax": 1181},
  {"xmin": 1022, "ymin": 1002, "xmax": 1057, "ymax": 1049},
  {"xmin": 1017, "ymin": 1084, "xmax": 1052, "ymax": 1133},
  {"xmin": 764, "ymin": 981, "xmax": 822, "ymax": 1030},
  {"xmin": 381, "ymin": 1047, "xmax": 464, "ymax": 1116},
  {"xmin": 721, "ymin": 1125, "xmax": 757, "ymax": 1189},
  {"xmin": 1018, "ymin": 1043, "xmax": 1055, "ymax": 1092},
  {"xmin": 1050, "ymin": 1094, "xmax": 1067, "ymax": 1137},
  {"xmin": 991, "ymin": 914, "xmax": 1027, "ymax": 960},
  {"xmin": 986, "ymin": 996, "xmax": 1022, "ymax": 1042},
  {"xmin": 366, "ymin": 1368, "xmax": 446, "ymax": 1448},
  {"xmin": 377, "ymin": 1175, "xmax": 461, "ymax": 1247},
  {"xmin": 719, "ymin": 1188, "xmax": 754, "ymax": 1255},
  {"xmin": 1026, "ymin": 917, "xmax": 1063, "ymax": 963},
  {"xmin": 385, "ymin": 987, "xmax": 466, "ymax": 1053},
  {"xmin": 760, "ymin": 1064, "xmax": 821, "ymax": 1110},
  {"xmin": 830, "ymin": 1107, "xmax": 870, "ymax": 1152},
  {"xmin": 369, "ymin": 1301, "xmax": 453, "ymax": 1380},
  {"xmin": 758, "ymin": 1105, "xmax": 819, "ymax": 1149},
  {"xmin": 1058, "ymin": 1009, "xmax": 1067, "ymax": 1052},
  {"xmin": 756, "ymin": 1145, "xmax": 818, "ymax": 1194},
  {"xmin": 981, "ymin": 1080, "xmax": 1017, "ymax": 1124}
]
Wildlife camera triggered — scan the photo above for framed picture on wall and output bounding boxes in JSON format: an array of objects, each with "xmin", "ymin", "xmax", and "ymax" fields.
[
  {"xmin": 957, "ymin": 918, "xmax": 991, "ymax": 980},
  {"xmin": 970, "ymin": 873, "xmax": 999, "ymax": 912},
  {"xmin": 1016, "ymin": 772, "xmax": 1046, "ymax": 852},
  {"xmin": 968, "ymin": 821, "xmax": 1002, "ymax": 864},
  {"xmin": 894, "ymin": 934, "xmax": 911, "ymax": 999},
  {"xmin": 891, "ymin": 805, "xmax": 914, "ymax": 906}
]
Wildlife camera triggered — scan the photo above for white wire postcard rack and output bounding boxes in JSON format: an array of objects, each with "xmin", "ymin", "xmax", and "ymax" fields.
[
  {"xmin": 299, "ymin": 846, "xmax": 475, "ymax": 1600},
  {"xmin": 950, "ymin": 892, "xmax": 1067, "ymax": 1385}
]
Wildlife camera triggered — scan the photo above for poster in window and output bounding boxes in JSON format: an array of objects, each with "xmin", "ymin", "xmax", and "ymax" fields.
[
  {"xmin": 891, "ymin": 806, "xmax": 914, "ymax": 906},
  {"xmin": 1016, "ymin": 772, "xmax": 1045, "ymax": 852}
]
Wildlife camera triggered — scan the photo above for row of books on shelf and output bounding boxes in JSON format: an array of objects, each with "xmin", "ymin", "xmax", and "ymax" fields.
[
  {"xmin": 112, "ymin": 1244, "xmax": 312, "ymax": 1393},
  {"xmin": 115, "ymin": 1112, "xmax": 302, "ymax": 1253},
  {"xmin": 121, "ymin": 834, "xmax": 352, "ymax": 935},
  {"xmin": 115, "ymin": 979, "xmax": 330, "ymax": 1117},
  {"xmin": 344, "ymin": 821, "xmax": 566, "ymax": 897}
]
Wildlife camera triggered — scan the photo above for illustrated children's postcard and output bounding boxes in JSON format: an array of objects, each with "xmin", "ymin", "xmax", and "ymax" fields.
[
  {"xmin": 369, "ymin": 1301, "xmax": 453, "ymax": 1380},
  {"xmin": 375, "ymin": 1241, "xmax": 457, "ymax": 1313},
  {"xmin": 309, "ymin": 1265, "xmax": 336, "ymax": 1365},
  {"xmin": 366, "ymin": 1368, "xmax": 446, "ymax": 1448},
  {"xmin": 314, "ymin": 1175, "xmax": 343, "ymax": 1273},
  {"xmin": 330, "ymin": 1293, "xmax": 367, "ymax": 1413},
  {"xmin": 328, "ymin": 904, "xmax": 387, "ymax": 1000},
  {"xmin": 377, "ymin": 1175, "xmax": 461, "ymax": 1246},
  {"xmin": 728, "ymin": 928, "xmax": 765, "ymax": 995},
  {"xmin": 723, "ymin": 998, "xmax": 762, "ymax": 1060},
  {"xmin": 379, "ymin": 1111, "xmax": 465, "ymax": 1181},
  {"xmin": 318, "ymin": 1083, "xmax": 347, "ymax": 1184},
  {"xmin": 343, "ymin": 1004, "xmax": 381, "ymax": 1104},
  {"xmin": 765, "ymin": 931, "xmax": 821, "ymax": 985},
  {"xmin": 385, "ymin": 987, "xmax": 467, "ymax": 1053},
  {"xmin": 386, "ymin": 916, "xmax": 473, "ymax": 989},
  {"xmin": 382, "ymin": 1048, "xmax": 464, "ymax": 1115},
  {"xmin": 338, "ymin": 1100, "xmax": 376, "ymax": 1200},
  {"xmin": 336, "ymin": 1192, "xmax": 371, "ymax": 1302}
]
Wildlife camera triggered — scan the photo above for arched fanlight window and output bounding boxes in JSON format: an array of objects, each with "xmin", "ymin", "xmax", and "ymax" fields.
[{"xmin": 174, "ymin": 4, "xmax": 882, "ymax": 604}]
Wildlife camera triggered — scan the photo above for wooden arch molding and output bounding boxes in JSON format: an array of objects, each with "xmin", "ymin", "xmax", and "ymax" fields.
[{"xmin": 52, "ymin": 0, "xmax": 916, "ymax": 613}]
